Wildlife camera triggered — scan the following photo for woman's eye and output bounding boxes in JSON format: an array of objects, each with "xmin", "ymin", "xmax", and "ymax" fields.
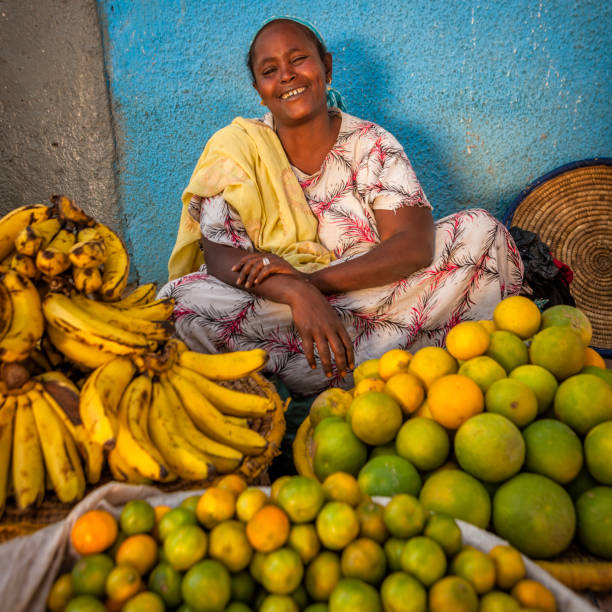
[
  {"xmin": 292, "ymin": 55, "xmax": 307, "ymax": 63},
  {"xmin": 262, "ymin": 67, "xmax": 277, "ymax": 76}
]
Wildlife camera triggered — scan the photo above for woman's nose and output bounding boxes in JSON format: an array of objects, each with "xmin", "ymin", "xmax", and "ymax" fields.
[{"xmin": 279, "ymin": 62, "xmax": 296, "ymax": 83}]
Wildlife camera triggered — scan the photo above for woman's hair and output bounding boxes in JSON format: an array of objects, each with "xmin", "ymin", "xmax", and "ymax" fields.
[{"xmin": 246, "ymin": 19, "xmax": 328, "ymax": 82}]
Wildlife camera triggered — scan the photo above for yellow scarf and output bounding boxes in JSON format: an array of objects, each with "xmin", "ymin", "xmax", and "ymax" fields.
[{"xmin": 167, "ymin": 117, "xmax": 335, "ymax": 281}]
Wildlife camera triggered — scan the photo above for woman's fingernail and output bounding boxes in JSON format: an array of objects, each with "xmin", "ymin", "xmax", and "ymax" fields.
[
  {"xmin": 326, "ymin": 372, "xmax": 332, "ymax": 378},
  {"xmin": 311, "ymin": 365, "xmax": 316, "ymax": 370}
]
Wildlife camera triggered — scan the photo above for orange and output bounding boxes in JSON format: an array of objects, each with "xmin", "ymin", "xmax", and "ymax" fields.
[
  {"xmin": 328, "ymin": 577, "xmax": 382, "ymax": 611},
  {"xmin": 540, "ymin": 303, "xmax": 592, "ymax": 346},
  {"xmin": 358, "ymin": 455, "xmax": 422, "ymax": 498},
  {"xmin": 271, "ymin": 474, "xmax": 293, "ymax": 502},
  {"xmin": 313, "ymin": 418, "xmax": 368, "ymax": 480},
  {"xmin": 322, "ymin": 472, "xmax": 362, "ymax": 507},
  {"xmin": 195, "ymin": 486, "xmax": 236, "ymax": 529},
  {"xmin": 408, "ymin": 346, "xmax": 458, "ymax": 390},
  {"xmin": 584, "ymin": 347, "xmax": 606, "ymax": 368},
  {"xmin": 508, "ymin": 364, "xmax": 558, "ymax": 414},
  {"xmin": 380, "ymin": 571, "xmax": 427, "ymax": 612},
  {"xmin": 71, "ymin": 509, "xmax": 118, "ymax": 555},
  {"xmin": 395, "ymin": 417, "xmax": 450, "ymax": 472},
  {"xmin": 401, "ymin": 536, "xmax": 447, "ymax": 586},
  {"xmin": 288, "ymin": 523, "xmax": 320, "ymax": 564},
  {"xmin": 493, "ymin": 295, "xmax": 541, "ymax": 339},
  {"xmin": 446, "ymin": 321, "xmax": 491, "ymax": 360},
  {"xmin": 147, "ymin": 562, "xmax": 182, "ymax": 607},
  {"xmin": 230, "ymin": 569, "xmax": 257, "ymax": 603},
  {"xmin": 485, "ymin": 330, "xmax": 529, "ymax": 374},
  {"xmin": 566, "ymin": 466, "xmax": 597, "ymax": 501},
  {"xmin": 585, "ymin": 421, "xmax": 612, "ymax": 484},
  {"xmin": 454, "ymin": 413, "xmax": 525, "ymax": 482},
  {"xmin": 580, "ymin": 365, "xmax": 612, "ymax": 386},
  {"xmin": 315, "ymin": 501, "xmax": 360, "ymax": 550},
  {"xmin": 179, "ymin": 494, "xmax": 200, "ymax": 514},
  {"xmin": 356, "ymin": 499, "xmax": 389, "ymax": 543},
  {"xmin": 450, "ymin": 547, "xmax": 496, "ymax": 594},
  {"xmin": 479, "ymin": 591, "xmax": 520, "ymax": 612},
  {"xmin": 259, "ymin": 595, "xmax": 299, "ymax": 611},
  {"xmin": 523, "ymin": 419, "xmax": 583, "ymax": 484},
  {"xmin": 305, "ymin": 551, "xmax": 342, "ymax": 601},
  {"xmin": 64, "ymin": 596, "xmax": 106, "ymax": 612},
  {"xmin": 428, "ymin": 575, "xmax": 478, "ymax": 612},
  {"xmin": 156, "ymin": 506, "xmax": 196, "ymax": 541},
  {"xmin": 236, "ymin": 486, "xmax": 269, "ymax": 522},
  {"xmin": 121, "ymin": 592, "xmax": 165, "ymax": 612},
  {"xmin": 354, "ymin": 377, "xmax": 386, "ymax": 396},
  {"xmin": 458, "ymin": 355, "xmax": 507, "ymax": 393},
  {"xmin": 261, "ymin": 547, "xmax": 304, "ymax": 595},
  {"xmin": 384, "ymin": 371, "xmax": 425, "ymax": 415},
  {"xmin": 105, "ymin": 564, "xmax": 142, "ymax": 604},
  {"xmin": 151, "ymin": 505, "xmax": 171, "ymax": 541},
  {"xmin": 46, "ymin": 572, "xmax": 73, "ymax": 612},
  {"xmin": 383, "ymin": 494, "xmax": 426, "ymax": 539},
  {"xmin": 209, "ymin": 519, "xmax": 253, "ymax": 571},
  {"xmin": 216, "ymin": 473, "xmax": 248, "ymax": 497},
  {"xmin": 488, "ymin": 544, "xmax": 526, "ymax": 590},
  {"xmin": 163, "ymin": 524, "xmax": 207, "ymax": 571},
  {"xmin": 378, "ymin": 349, "xmax": 413, "ymax": 380},
  {"xmin": 309, "ymin": 388, "xmax": 353, "ymax": 427},
  {"xmin": 246, "ymin": 504, "xmax": 290, "ymax": 552},
  {"xmin": 414, "ymin": 399, "xmax": 434, "ymax": 419},
  {"xmin": 353, "ymin": 358, "xmax": 382, "ymax": 385},
  {"xmin": 182, "ymin": 559, "xmax": 231, "ymax": 612},
  {"xmin": 276, "ymin": 475, "xmax": 326, "ymax": 523},
  {"xmin": 384, "ymin": 537, "xmax": 407, "ymax": 571},
  {"xmin": 71, "ymin": 553, "xmax": 114, "ymax": 597},
  {"xmin": 478, "ymin": 319, "xmax": 497, "ymax": 334},
  {"xmin": 529, "ymin": 326, "xmax": 585, "ymax": 380},
  {"xmin": 369, "ymin": 441, "xmax": 398, "ymax": 458},
  {"xmin": 119, "ymin": 499, "xmax": 155, "ymax": 535},
  {"xmin": 115, "ymin": 533, "xmax": 158, "ymax": 575},
  {"xmin": 349, "ymin": 391, "xmax": 403, "ymax": 445},
  {"xmin": 492, "ymin": 473, "xmax": 575, "ymax": 558},
  {"xmin": 428, "ymin": 374, "xmax": 484, "ymax": 429},
  {"xmin": 340, "ymin": 537, "xmax": 387, "ymax": 584},
  {"xmin": 248, "ymin": 550, "xmax": 267, "ymax": 583},
  {"xmin": 576, "ymin": 487, "xmax": 612, "ymax": 559},
  {"xmin": 511, "ymin": 579, "xmax": 557, "ymax": 612},
  {"xmin": 419, "ymin": 469, "xmax": 491, "ymax": 529},
  {"xmin": 424, "ymin": 513, "xmax": 462, "ymax": 556},
  {"xmin": 484, "ymin": 378, "xmax": 538, "ymax": 427}
]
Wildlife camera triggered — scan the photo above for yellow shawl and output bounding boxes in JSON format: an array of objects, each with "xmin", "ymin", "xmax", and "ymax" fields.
[{"xmin": 167, "ymin": 117, "xmax": 335, "ymax": 281}]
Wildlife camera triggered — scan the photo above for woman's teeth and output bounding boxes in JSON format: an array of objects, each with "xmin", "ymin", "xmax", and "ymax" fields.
[{"xmin": 280, "ymin": 87, "xmax": 306, "ymax": 100}]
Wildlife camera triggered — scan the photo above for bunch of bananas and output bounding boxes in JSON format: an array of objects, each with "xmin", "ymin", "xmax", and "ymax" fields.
[{"xmin": 79, "ymin": 340, "xmax": 278, "ymax": 485}]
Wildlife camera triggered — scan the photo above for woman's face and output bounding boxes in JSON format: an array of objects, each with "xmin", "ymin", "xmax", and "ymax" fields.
[{"xmin": 251, "ymin": 21, "xmax": 331, "ymax": 126}]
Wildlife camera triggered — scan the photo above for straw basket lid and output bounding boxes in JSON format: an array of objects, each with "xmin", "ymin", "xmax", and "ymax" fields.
[{"xmin": 503, "ymin": 158, "xmax": 612, "ymax": 356}]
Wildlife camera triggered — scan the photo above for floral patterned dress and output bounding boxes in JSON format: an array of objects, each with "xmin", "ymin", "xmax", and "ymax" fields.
[{"xmin": 159, "ymin": 111, "xmax": 523, "ymax": 397}]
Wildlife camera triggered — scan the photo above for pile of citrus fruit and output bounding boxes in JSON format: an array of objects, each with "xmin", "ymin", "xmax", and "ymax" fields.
[
  {"xmin": 47, "ymin": 472, "xmax": 561, "ymax": 612},
  {"xmin": 294, "ymin": 298, "xmax": 612, "ymax": 561}
]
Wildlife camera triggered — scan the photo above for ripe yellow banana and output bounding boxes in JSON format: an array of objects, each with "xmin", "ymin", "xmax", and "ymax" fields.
[
  {"xmin": 40, "ymin": 336, "xmax": 64, "ymax": 368},
  {"xmin": 10, "ymin": 253, "xmax": 38, "ymax": 278},
  {"xmin": 167, "ymin": 369, "xmax": 267, "ymax": 456},
  {"xmin": 72, "ymin": 266, "xmax": 103, "ymax": 293},
  {"xmin": 0, "ymin": 395, "xmax": 16, "ymax": 518},
  {"xmin": 113, "ymin": 282, "xmax": 157, "ymax": 308},
  {"xmin": 159, "ymin": 375, "xmax": 243, "ymax": 473},
  {"xmin": 178, "ymin": 348, "xmax": 269, "ymax": 381},
  {"xmin": 35, "ymin": 228, "xmax": 75, "ymax": 276},
  {"xmin": 42, "ymin": 292, "xmax": 157, "ymax": 356},
  {"xmin": 71, "ymin": 293, "xmax": 174, "ymax": 341},
  {"xmin": 12, "ymin": 392, "xmax": 45, "ymax": 510},
  {"xmin": 108, "ymin": 446, "xmax": 152, "ymax": 484},
  {"xmin": 76, "ymin": 227, "xmax": 101, "ymax": 242},
  {"xmin": 116, "ymin": 373, "xmax": 172, "ymax": 481},
  {"xmin": 117, "ymin": 297, "xmax": 175, "ymax": 321},
  {"xmin": 0, "ymin": 270, "xmax": 44, "ymax": 362},
  {"xmin": 149, "ymin": 381, "xmax": 214, "ymax": 480},
  {"xmin": 52, "ymin": 195, "xmax": 91, "ymax": 224},
  {"xmin": 0, "ymin": 280, "xmax": 12, "ymax": 342},
  {"xmin": 94, "ymin": 223, "xmax": 129, "ymax": 301},
  {"xmin": 68, "ymin": 239, "xmax": 107, "ymax": 269},
  {"xmin": 29, "ymin": 387, "xmax": 85, "ymax": 503},
  {"xmin": 79, "ymin": 357, "xmax": 136, "ymax": 450},
  {"xmin": 0, "ymin": 204, "xmax": 52, "ymax": 260},
  {"xmin": 172, "ymin": 363, "xmax": 273, "ymax": 418},
  {"xmin": 14, "ymin": 218, "xmax": 62, "ymax": 256}
]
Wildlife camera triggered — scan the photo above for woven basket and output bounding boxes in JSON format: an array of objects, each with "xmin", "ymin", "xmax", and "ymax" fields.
[
  {"xmin": 0, "ymin": 372, "xmax": 286, "ymax": 543},
  {"xmin": 503, "ymin": 159, "xmax": 612, "ymax": 356}
]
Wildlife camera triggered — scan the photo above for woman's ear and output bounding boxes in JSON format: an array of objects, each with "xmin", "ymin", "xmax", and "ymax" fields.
[{"xmin": 324, "ymin": 52, "xmax": 333, "ymax": 83}]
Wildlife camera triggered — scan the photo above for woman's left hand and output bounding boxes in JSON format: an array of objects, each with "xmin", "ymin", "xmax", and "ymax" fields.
[{"xmin": 232, "ymin": 252, "xmax": 301, "ymax": 288}]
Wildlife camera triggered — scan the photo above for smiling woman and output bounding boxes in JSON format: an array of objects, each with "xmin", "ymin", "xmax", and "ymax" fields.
[{"xmin": 159, "ymin": 17, "xmax": 524, "ymax": 397}]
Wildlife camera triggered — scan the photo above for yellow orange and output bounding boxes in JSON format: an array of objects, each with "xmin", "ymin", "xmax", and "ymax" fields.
[
  {"xmin": 288, "ymin": 523, "xmax": 321, "ymax": 564},
  {"xmin": 236, "ymin": 487, "xmax": 269, "ymax": 522},
  {"xmin": 353, "ymin": 377, "xmax": 386, "ymax": 396},
  {"xmin": 408, "ymin": 346, "xmax": 458, "ymax": 390},
  {"xmin": 322, "ymin": 472, "xmax": 362, "ymax": 507},
  {"xmin": 216, "ymin": 473, "xmax": 248, "ymax": 497},
  {"xmin": 488, "ymin": 544, "xmax": 526, "ymax": 590},
  {"xmin": 384, "ymin": 372, "xmax": 425, "ymax": 415},
  {"xmin": 378, "ymin": 349, "xmax": 413, "ymax": 380},
  {"xmin": 246, "ymin": 505, "xmax": 290, "ymax": 552},
  {"xmin": 511, "ymin": 579, "xmax": 557, "ymax": 612},
  {"xmin": 115, "ymin": 534, "xmax": 158, "ymax": 576},
  {"xmin": 428, "ymin": 374, "xmax": 484, "ymax": 429},
  {"xmin": 493, "ymin": 295, "xmax": 541, "ymax": 339},
  {"xmin": 71, "ymin": 509, "xmax": 118, "ymax": 556},
  {"xmin": 584, "ymin": 347, "xmax": 606, "ymax": 368},
  {"xmin": 105, "ymin": 564, "xmax": 142, "ymax": 604},
  {"xmin": 195, "ymin": 486, "xmax": 236, "ymax": 529},
  {"xmin": 445, "ymin": 321, "xmax": 491, "ymax": 360},
  {"xmin": 208, "ymin": 520, "xmax": 252, "ymax": 572}
]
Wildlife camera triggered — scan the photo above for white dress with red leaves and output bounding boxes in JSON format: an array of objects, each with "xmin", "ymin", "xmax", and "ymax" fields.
[{"xmin": 159, "ymin": 111, "xmax": 523, "ymax": 397}]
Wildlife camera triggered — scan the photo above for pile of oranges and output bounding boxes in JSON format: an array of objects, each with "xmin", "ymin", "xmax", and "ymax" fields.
[{"xmin": 47, "ymin": 472, "xmax": 560, "ymax": 612}]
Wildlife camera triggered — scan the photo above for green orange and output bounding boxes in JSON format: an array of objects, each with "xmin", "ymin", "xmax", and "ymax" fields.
[
  {"xmin": 450, "ymin": 547, "xmax": 496, "ymax": 594},
  {"xmin": 395, "ymin": 417, "xmax": 449, "ymax": 472},
  {"xmin": 316, "ymin": 501, "xmax": 360, "ymax": 550},
  {"xmin": 276, "ymin": 475, "xmax": 326, "ymax": 523},
  {"xmin": 340, "ymin": 537, "xmax": 387, "ymax": 584},
  {"xmin": 181, "ymin": 559, "xmax": 231, "ymax": 612},
  {"xmin": 400, "ymin": 536, "xmax": 447, "ymax": 586},
  {"xmin": 147, "ymin": 562, "xmax": 182, "ymax": 607},
  {"xmin": 380, "ymin": 571, "xmax": 427, "ymax": 612},
  {"xmin": 584, "ymin": 421, "xmax": 612, "ymax": 484},
  {"xmin": 383, "ymin": 494, "xmax": 426, "ymax": 539},
  {"xmin": 357, "ymin": 455, "xmax": 421, "ymax": 498},
  {"xmin": 485, "ymin": 330, "xmax": 528, "ymax": 374},
  {"xmin": 529, "ymin": 326, "xmax": 585, "ymax": 380},
  {"xmin": 508, "ymin": 364, "xmax": 558, "ymax": 414},
  {"xmin": 329, "ymin": 578, "xmax": 382, "ymax": 612},
  {"xmin": 484, "ymin": 378, "xmax": 538, "ymax": 427},
  {"xmin": 261, "ymin": 547, "xmax": 304, "ymax": 595},
  {"xmin": 305, "ymin": 551, "xmax": 342, "ymax": 601},
  {"xmin": 424, "ymin": 513, "xmax": 462, "ymax": 556},
  {"xmin": 576, "ymin": 487, "xmax": 612, "ymax": 560},
  {"xmin": 71, "ymin": 553, "xmax": 114, "ymax": 597}
]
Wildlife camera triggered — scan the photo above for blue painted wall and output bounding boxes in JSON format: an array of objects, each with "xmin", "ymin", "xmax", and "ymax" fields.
[{"xmin": 98, "ymin": 0, "xmax": 612, "ymax": 285}]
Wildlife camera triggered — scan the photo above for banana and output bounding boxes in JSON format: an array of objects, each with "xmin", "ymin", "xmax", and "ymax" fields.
[
  {"xmin": 0, "ymin": 395, "xmax": 16, "ymax": 518},
  {"xmin": 224, "ymin": 415, "xmax": 249, "ymax": 427},
  {"xmin": 0, "ymin": 277, "xmax": 13, "ymax": 342},
  {"xmin": 76, "ymin": 227, "xmax": 101, "ymax": 242},
  {"xmin": 178, "ymin": 348, "xmax": 269, "ymax": 381},
  {"xmin": 40, "ymin": 335, "xmax": 64, "ymax": 368},
  {"xmin": 94, "ymin": 223, "xmax": 129, "ymax": 301},
  {"xmin": 35, "ymin": 228, "xmax": 75, "ymax": 276},
  {"xmin": 71, "ymin": 293, "xmax": 174, "ymax": 342},
  {"xmin": 72, "ymin": 266, "xmax": 103, "ymax": 293},
  {"xmin": 29, "ymin": 387, "xmax": 85, "ymax": 503},
  {"xmin": 28, "ymin": 347, "xmax": 53, "ymax": 373},
  {"xmin": 116, "ymin": 373, "xmax": 172, "ymax": 481},
  {"xmin": 149, "ymin": 381, "xmax": 215, "ymax": 480},
  {"xmin": 173, "ymin": 363, "xmax": 273, "ymax": 418},
  {"xmin": 0, "ymin": 270, "xmax": 44, "ymax": 362},
  {"xmin": 51, "ymin": 195, "xmax": 91, "ymax": 225},
  {"xmin": 68, "ymin": 239, "xmax": 107, "ymax": 269},
  {"xmin": 14, "ymin": 218, "xmax": 62, "ymax": 256},
  {"xmin": 42, "ymin": 292, "xmax": 157, "ymax": 356},
  {"xmin": 0, "ymin": 204, "xmax": 52, "ymax": 260},
  {"xmin": 79, "ymin": 357, "xmax": 136, "ymax": 450},
  {"xmin": 113, "ymin": 282, "xmax": 157, "ymax": 308},
  {"xmin": 12, "ymin": 392, "xmax": 45, "ymax": 510},
  {"xmin": 159, "ymin": 375, "xmax": 243, "ymax": 473},
  {"xmin": 10, "ymin": 253, "xmax": 38, "ymax": 278},
  {"xmin": 108, "ymin": 446, "xmax": 151, "ymax": 484},
  {"xmin": 116, "ymin": 297, "xmax": 175, "ymax": 321},
  {"xmin": 167, "ymin": 369, "xmax": 267, "ymax": 456}
]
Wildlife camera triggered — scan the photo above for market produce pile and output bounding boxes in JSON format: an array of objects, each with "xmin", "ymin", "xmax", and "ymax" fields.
[
  {"xmin": 46, "ymin": 473, "xmax": 563, "ymax": 612},
  {"xmin": 294, "ymin": 297, "xmax": 612, "ymax": 563},
  {"xmin": 0, "ymin": 199, "xmax": 282, "ymax": 516}
]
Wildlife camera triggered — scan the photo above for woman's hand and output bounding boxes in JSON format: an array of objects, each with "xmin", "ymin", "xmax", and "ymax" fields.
[
  {"xmin": 232, "ymin": 252, "xmax": 302, "ymax": 288},
  {"xmin": 287, "ymin": 282, "xmax": 354, "ymax": 378}
]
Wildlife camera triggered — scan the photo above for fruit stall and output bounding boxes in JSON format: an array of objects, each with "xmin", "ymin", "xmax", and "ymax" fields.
[{"xmin": 0, "ymin": 198, "xmax": 610, "ymax": 611}]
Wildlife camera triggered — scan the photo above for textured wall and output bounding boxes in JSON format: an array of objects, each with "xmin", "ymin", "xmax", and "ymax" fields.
[
  {"xmin": 0, "ymin": 0, "xmax": 120, "ymax": 232},
  {"xmin": 98, "ymin": 0, "xmax": 612, "ymax": 285}
]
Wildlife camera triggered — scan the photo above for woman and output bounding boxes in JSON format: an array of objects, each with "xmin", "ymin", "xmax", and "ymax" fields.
[{"xmin": 160, "ymin": 17, "xmax": 523, "ymax": 397}]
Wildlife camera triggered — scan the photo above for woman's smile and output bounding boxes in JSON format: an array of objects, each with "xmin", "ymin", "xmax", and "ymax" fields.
[{"xmin": 280, "ymin": 86, "xmax": 307, "ymax": 100}]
